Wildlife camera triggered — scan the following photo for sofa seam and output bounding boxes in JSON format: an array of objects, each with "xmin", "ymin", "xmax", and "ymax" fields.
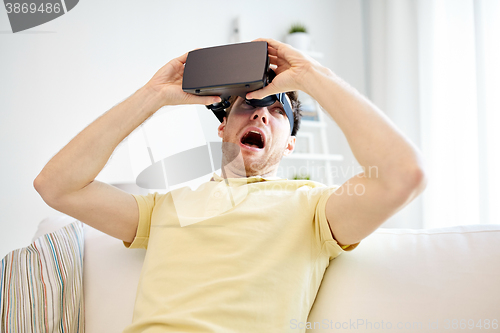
[{"xmin": 375, "ymin": 229, "xmax": 500, "ymax": 236}]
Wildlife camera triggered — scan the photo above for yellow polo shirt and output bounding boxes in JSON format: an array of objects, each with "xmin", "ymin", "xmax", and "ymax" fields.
[{"xmin": 123, "ymin": 173, "xmax": 359, "ymax": 333}]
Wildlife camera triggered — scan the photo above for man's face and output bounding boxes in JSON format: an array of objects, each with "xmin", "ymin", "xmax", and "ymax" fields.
[{"xmin": 217, "ymin": 96, "xmax": 296, "ymax": 177}]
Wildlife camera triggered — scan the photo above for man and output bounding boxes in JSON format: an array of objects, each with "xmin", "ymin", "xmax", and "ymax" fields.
[{"xmin": 34, "ymin": 38, "xmax": 427, "ymax": 332}]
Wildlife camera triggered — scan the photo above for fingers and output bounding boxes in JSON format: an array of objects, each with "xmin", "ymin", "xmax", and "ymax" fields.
[
  {"xmin": 245, "ymin": 82, "xmax": 278, "ymax": 100},
  {"xmin": 175, "ymin": 46, "xmax": 205, "ymax": 65},
  {"xmin": 185, "ymin": 94, "xmax": 222, "ymax": 106},
  {"xmin": 267, "ymin": 46, "xmax": 278, "ymax": 56},
  {"xmin": 175, "ymin": 52, "xmax": 189, "ymax": 64},
  {"xmin": 200, "ymin": 95, "xmax": 222, "ymax": 106},
  {"xmin": 253, "ymin": 37, "xmax": 285, "ymax": 50},
  {"xmin": 273, "ymin": 66, "xmax": 287, "ymax": 76},
  {"xmin": 253, "ymin": 37, "xmax": 284, "ymax": 54},
  {"xmin": 269, "ymin": 54, "xmax": 288, "ymax": 67},
  {"xmin": 268, "ymin": 64, "xmax": 287, "ymax": 76}
]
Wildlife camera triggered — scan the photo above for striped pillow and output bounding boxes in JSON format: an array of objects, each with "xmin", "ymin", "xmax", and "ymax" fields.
[{"xmin": 0, "ymin": 220, "xmax": 85, "ymax": 332}]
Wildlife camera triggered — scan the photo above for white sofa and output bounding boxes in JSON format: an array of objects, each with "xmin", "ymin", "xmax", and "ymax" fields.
[{"xmin": 33, "ymin": 216, "xmax": 500, "ymax": 333}]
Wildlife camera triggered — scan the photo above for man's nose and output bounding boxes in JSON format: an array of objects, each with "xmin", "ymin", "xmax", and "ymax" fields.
[{"xmin": 250, "ymin": 107, "xmax": 269, "ymax": 125}]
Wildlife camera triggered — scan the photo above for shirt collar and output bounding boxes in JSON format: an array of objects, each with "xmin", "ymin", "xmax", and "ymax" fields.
[{"xmin": 210, "ymin": 172, "xmax": 283, "ymax": 184}]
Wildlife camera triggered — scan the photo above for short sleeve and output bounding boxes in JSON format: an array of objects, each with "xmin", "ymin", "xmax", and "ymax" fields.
[
  {"xmin": 123, "ymin": 192, "xmax": 157, "ymax": 249},
  {"xmin": 314, "ymin": 186, "xmax": 360, "ymax": 260}
]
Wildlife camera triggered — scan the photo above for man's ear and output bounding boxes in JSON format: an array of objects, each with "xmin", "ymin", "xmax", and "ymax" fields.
[
  {"xmin": 283, "ymin": 135, "xmax": 296, "ymax": 156},
  {"xmin": 218, "ymin": 117, "xmax": 227, "ymax": 138}
]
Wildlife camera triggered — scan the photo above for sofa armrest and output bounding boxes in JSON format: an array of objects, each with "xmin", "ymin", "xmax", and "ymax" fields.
[{"xmin": 308, "ymin": 224, "xmax": 500, "ymax": 332}]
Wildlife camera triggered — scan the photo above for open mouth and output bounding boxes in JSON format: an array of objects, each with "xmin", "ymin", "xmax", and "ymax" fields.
[{"xmin": 240, "ymin": 130, "xmax": 265, "ymax": 149}]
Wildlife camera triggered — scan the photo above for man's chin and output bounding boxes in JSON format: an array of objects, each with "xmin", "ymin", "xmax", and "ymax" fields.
[
  {"xmin": 221, "ymin": 156, "xmax": 267, "ymax": 177},
  {"xmin": 221, "ymin": 142, "xmax": 283, "ymax": 177},
  {"xmin": 243, "ymin": 156, "xmax": 279, "ymax": 177}
]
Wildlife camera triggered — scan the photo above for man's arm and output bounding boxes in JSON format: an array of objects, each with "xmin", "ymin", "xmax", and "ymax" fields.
[
  {"xmin": 34, "ymin": 52, "xmax": 221, "ymax": 243},
  {"xmin": 246, "ymin": 38, "xmax": 427, "ymax": 247},
  {"xmin": 305, "ymin": 66, "xmax": 427, "ymax": 246}
]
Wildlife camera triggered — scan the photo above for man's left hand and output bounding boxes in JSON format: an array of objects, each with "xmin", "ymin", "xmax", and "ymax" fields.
[{"xmin": 245, "ymin": 37, "xmax": 324, "ymax": 100}]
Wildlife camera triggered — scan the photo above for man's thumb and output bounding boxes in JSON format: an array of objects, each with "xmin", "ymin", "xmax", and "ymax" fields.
[
  {"xmin": 186, "ymin": 95, "xmax": 221, "ymax": 106},
  {"xmin": 246, "ymin": 83, "xmax": 278, "ymax": 100}
]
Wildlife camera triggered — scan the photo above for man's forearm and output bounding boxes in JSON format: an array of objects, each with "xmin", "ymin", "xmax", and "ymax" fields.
[
  {"xmin": 34, "ymin": 86, "xmax": 163, "ymax": 200},
  {"xmin": 302, "ymin": 65, "xmax": 425, "ymax": 189}
]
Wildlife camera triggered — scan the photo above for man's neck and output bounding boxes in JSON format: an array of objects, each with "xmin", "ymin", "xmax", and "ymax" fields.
[{"xmin": 220, "ymin": 166, "xmax": 278, "ymax": 179}]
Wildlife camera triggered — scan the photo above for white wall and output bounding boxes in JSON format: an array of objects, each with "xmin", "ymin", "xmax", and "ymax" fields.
[
  {"xmin": 362, "ymin": 0, "xmax": 423, "ymax": 228},
  {"xmin": 0, "ymin": 0, "xmax": 422, "ymax": 258}
]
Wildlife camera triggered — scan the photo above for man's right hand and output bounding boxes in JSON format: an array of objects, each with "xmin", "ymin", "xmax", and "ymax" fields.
[{"xmin": 145, "ymin": 51, "xmax": 221, "ymax": 107}]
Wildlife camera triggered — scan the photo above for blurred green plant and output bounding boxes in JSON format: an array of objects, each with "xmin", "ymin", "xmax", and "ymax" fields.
[
  {"xmin": 293, "ymin": 174, "xmax": 310, "ymax": 180},
  {"xmin": 288, "ymin": 23, "xmax": 307, "ymax": 34}
]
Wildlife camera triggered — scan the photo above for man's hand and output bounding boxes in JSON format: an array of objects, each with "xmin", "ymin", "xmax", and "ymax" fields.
[
  {"xmin": 245, "ymin": 38, "xmax": 325, "ymax": 100},
  {"xmin": 145, "ymin": 51, "xmax": 222, "ymax": 107}
]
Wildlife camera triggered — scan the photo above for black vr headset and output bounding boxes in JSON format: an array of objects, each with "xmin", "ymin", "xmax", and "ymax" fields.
[{"xmin": 181, "ymin": 41, "xmax": 294, "ymax": 134}]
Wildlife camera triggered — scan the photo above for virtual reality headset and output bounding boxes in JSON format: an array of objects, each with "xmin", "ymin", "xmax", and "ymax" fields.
[{"xmin": 181, "ymin": 41, "xmax": 295, "ymax": 134}]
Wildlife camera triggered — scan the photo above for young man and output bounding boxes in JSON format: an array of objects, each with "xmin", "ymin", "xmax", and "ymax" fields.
[{"xmin": 34, "ymin": 38, "xmax": 427, "ymax": 332}]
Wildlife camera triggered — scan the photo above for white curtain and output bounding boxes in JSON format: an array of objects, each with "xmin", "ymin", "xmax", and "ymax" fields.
[{"xmin": 364, "ymin": 0, "xmax": 500, "ymax": 228}]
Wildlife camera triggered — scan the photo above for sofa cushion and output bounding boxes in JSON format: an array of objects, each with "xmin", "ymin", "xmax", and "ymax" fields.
[
  {"xmin": 1, "ymin": 220, "xmax": 85, "ymax": 333},
  {"xmin": 31, "ymin": 214, "xmax": 78, "ymax": 242},
  {"xmin": 307, "ymin": 224, "xmax": 500, "ymax": 332},
  {"xmin": 82, "ymin": 222, "xmax": 146, "ymax": 332},
  {"xmin": 32, "ymin": 214, "xmax": 147, "ymax": 332}
]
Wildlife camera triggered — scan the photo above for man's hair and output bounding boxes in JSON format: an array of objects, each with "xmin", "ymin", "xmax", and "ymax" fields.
[{"xmin": 224, "ymin": 92, "xmax": 303, "ymax": 136}]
